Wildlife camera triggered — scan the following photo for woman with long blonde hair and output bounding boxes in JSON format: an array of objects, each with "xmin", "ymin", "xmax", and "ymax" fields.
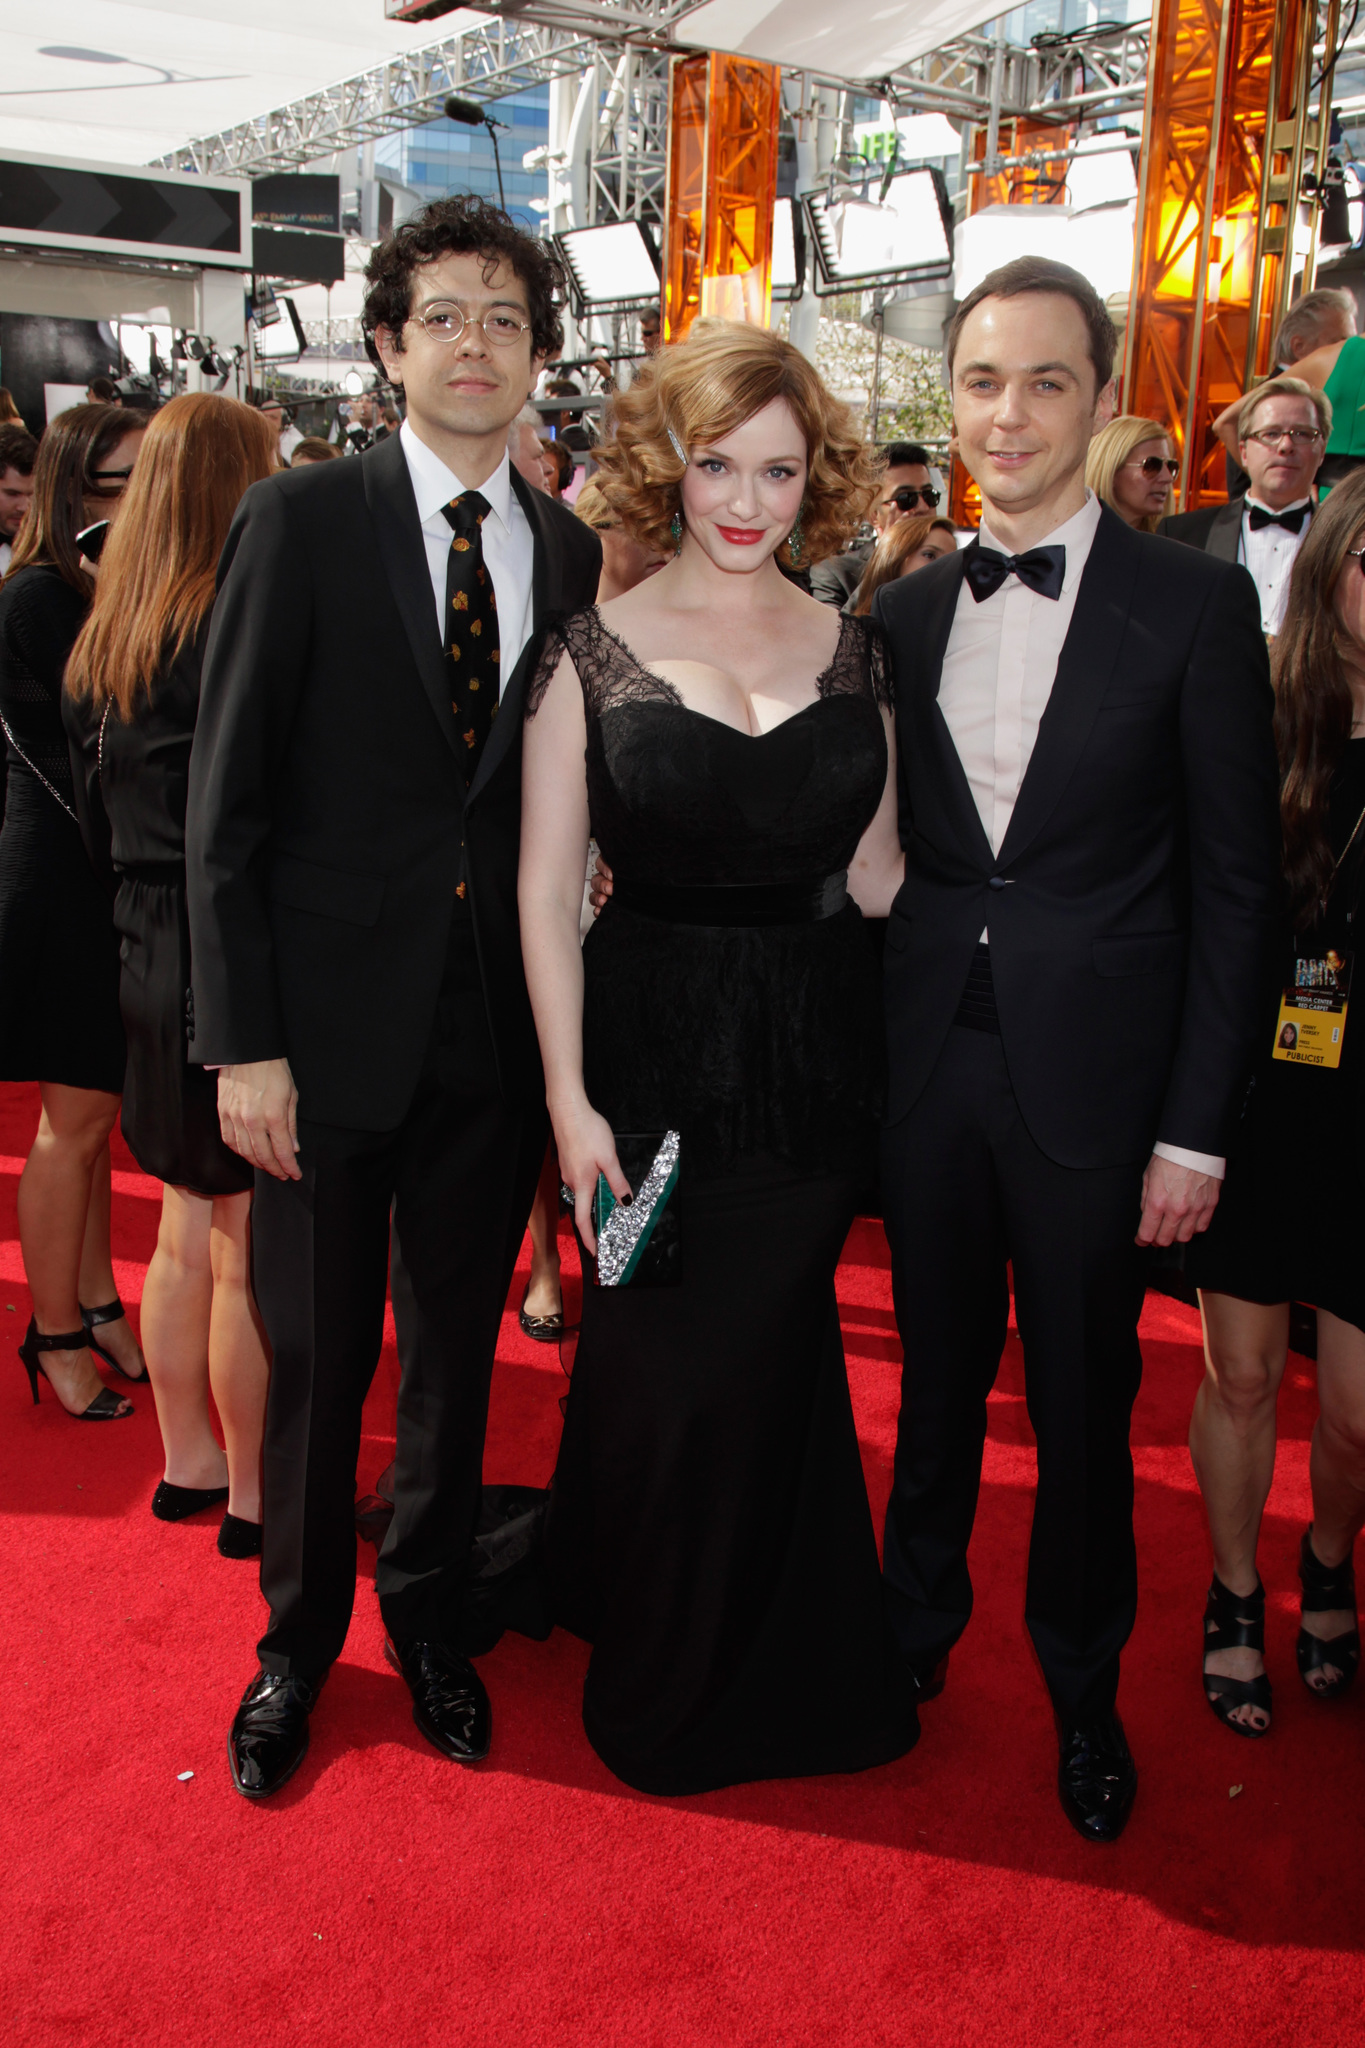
[
  {"xmin": 66, "ymin": 393, "xmax": 276, "ymax": 1551},
  {"xmin": 519, "ymin": 319, "xmax": 918, "ymax": 1793},
  {"xmin": 1085, "ymin": 414, "xmax": 1177, "ymax": 531}
]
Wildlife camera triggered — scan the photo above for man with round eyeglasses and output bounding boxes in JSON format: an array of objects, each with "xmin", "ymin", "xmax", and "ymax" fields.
[
  {"xmin": 188, "ymin": 194, "xmax": 601, "ymax": 1801},
  {"xmin": 1160, "ymin": 376, "xmax": 1329, "ymax": 635}
]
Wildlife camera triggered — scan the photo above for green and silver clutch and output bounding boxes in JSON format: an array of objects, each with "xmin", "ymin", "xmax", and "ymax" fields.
[{"xmin": 594, "ymin": 1130, "xmax": 682, "ymax": 1288}]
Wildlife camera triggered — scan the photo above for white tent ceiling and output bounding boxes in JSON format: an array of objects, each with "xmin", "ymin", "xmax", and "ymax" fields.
[
  {"xmin": 680, "ymin": 0, "xmax": 1007, "ymax": 77},
  {"xmin": 0, "ymin": 3, "xmax": 485, "ymax": 167}
]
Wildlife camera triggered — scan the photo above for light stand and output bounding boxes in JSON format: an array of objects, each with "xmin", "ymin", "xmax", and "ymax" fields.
[{"xmin": 444, "ymin": 95, "xmax": 510, "ymax": 213}]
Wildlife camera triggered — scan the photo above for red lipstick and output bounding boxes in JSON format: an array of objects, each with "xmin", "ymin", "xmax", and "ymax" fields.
[{"xmin": 717, "ymin": 526, "xmax": 764, "ymax": 544}]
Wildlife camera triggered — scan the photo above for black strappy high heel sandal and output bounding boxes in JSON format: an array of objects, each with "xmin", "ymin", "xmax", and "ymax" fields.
[
  {"xmin": 1202, "ymin": 1573, "xmax": 1273, "ymax": 1737},
  {"xmin": 1297, "ymin": 1528, "xmax": 1360, "ymax": 1699},
  {"xmin": 81, "ymin": 1297, "xmax": 149, "ymax": 1382},
  {"xmin": 17, "ymin": 1318, "xmax": 134, "ymax": 1420}
]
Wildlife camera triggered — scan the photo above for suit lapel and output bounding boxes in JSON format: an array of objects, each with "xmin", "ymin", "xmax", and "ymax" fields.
[
  {"xmin": 465, "ymin": 467, "xmax": 560, "ymax": 805},
  {"xmin": 891, "ymin": 551, "xmax": 997, "ymax": 869},
  {"xmin": 996, "ymin": 505, "xmax": 1140, "ymax": 869},
  {"xmin": 1206, "ymin": 499, "xmax": 1243, "ymax": 563},
  {"xmin": 362, "ymin": 433, "xmax": 465, "ymax": 777}
]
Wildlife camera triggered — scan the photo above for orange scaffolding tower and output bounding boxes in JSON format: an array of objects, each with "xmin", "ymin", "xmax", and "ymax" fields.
[
  {"xmin": 1123, "ymin": 0, "xmax": 1325, "ymax": 511},
  {"xmin": 663, "ymin": 52, "xmax": 781, "ymax": 343}
]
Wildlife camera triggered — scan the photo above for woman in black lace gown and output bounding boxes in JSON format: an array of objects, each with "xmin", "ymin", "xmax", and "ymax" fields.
[{"xmin": 519, "ymin": 322, "xmax": 919, "ymax": 1794}]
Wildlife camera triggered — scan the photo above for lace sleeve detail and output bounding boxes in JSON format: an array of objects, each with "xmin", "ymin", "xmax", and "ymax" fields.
[
  {"xmin": 525, "ymin": 606, "xmax": 685, "ymax": 720},
  {"xmin": 816, "ymin": 612, "xmax": 894, "ymax": 711},
  {"xmin": 525, "ymin": 618, "xmax": 568, "ymax": 718}
]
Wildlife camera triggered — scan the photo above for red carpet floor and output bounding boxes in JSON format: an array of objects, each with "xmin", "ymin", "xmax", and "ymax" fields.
[{"xmin": 0, "ymin": 1079, "xmax": 1361, "ymax": 2046}]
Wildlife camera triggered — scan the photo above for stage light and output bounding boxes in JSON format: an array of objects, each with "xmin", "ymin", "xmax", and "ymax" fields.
[
  {"xmin": 803, "ymin": 167, "xmax": 953, "ymax": 297},
  {"xmin": 343, "ymin": 369, "xmax": 367, "ymax": 395},
  {"xmin": 554, "ymin": 222, "xmax": 660, "ymax": 318},
  {"xmin": 769, "ymin": 197, "xmax": 806, "ymax": 303},
  {"xmin": 252, "ymin": 295, "xmax": 306, "ymax": 364}
]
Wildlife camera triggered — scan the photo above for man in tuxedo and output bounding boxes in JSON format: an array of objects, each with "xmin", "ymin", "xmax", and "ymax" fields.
[
  {"xmin": 872, "ymin": 256, "xmax": 1280, "ymax": 1841},
  {"xmin": 810, "ymin": 441, "xmax": 941, "ymax": 606},
  {"xmin": 1160, "ymin": 375, "xmax": 1328, "ymax": 634},
  {"xmin": 187, "ymin": 195, "xmax": 600, "ymax": 1798}
]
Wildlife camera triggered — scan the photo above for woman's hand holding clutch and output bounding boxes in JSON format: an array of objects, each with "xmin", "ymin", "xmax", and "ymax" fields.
[{"xmin": 553, "ymin": 1095, "xmax": 631, "ymax": 1254}]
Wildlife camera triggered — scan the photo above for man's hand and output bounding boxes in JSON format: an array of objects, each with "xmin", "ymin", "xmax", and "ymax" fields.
[
  {"xmin": 1135, "ymin": 1153, "xmax": 1220, "ymax": 1248},
  {"xmin": 588, "ymin": 851, "xmax": 614, "ymax": 917},
  {"xmin": 218, "ymin": 1058, "xmax": 301, "ymax": 1181}
]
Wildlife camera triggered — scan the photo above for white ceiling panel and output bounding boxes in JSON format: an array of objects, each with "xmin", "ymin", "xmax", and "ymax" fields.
[
  {"xmin": 679, "ymin": 0, "xmax": 1006, "ymax": 77},
  {"xmin": 0, "ymin": 3, "xmax": 486, "ymax": 165}
]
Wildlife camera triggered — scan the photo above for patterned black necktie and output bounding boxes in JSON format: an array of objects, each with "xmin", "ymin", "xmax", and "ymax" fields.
[{"xmin": 440, "ymin": 490, "xmax": 500, "ymax": 785}]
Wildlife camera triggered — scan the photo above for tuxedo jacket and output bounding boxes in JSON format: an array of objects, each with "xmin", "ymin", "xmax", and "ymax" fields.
[
  {"xmin": 186, "ymin": 431, "xmax": 601, "ymax": 1130},
  {"xmin": 1157, "ymin": 499, "xmax": 1245, "ymax": 559},
  {"xmin": 872, "ymin": 506, "xmax": 1282, "ymax": 1169}
]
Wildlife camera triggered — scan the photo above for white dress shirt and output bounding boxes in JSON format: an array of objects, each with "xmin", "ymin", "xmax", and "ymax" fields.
[
  {"xmin": 937, "ymin": 487, "xmax": 1221, "ymax": 1177},
  {"xmin": 0, "ymin": 538, "xmax": 11, "ymax": 578},
  {"xmin": 1237, "ymin": 493, "xmax": 1311, "ymax": 636},
  {"xmin": 400, "ymin": 418, "xmax": 536, "ymax": 693}
]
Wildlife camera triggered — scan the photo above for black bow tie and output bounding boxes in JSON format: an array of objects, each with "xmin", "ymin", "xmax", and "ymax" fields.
[
  {"xmin": 1247, "ymin": 502, "xmax": 1309, "ymax": 534},
  {"xmin": 963, "ymin": 541, "xmax": 1066, "ymax": 603}
]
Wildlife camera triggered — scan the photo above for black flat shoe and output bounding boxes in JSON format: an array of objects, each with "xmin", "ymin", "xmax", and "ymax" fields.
[
  {"xmin": 1202, "ymin": 1573, "xmax": 1272, "ymax": 1737},
  {"xmin": 228, "ymin": 1667, "xmax": 324, "ymax": 1799},
  {"xmin": 17, "ymin": 1319, "xmax": 133, "ymax": 1420},
  {"xmin": 80, "ymin": 1298, "xmax": 148, "ymax": 1382},
  {"xmin": 1057, "ymin": 1710, "xmax": 1137, "ymax": 1843},
  {"xmin": 152, "ymin": 1479, "xmax": 229, "ymax": 1522},
  {"xmin": 385, "ymin": 1637, "xmax": 491, "ymax": 1763},
  {"xmin": 1297, "ymin": 1527, "xmax": 1360, "ymax": 1698},
  {"xmin": 518, "ymin": 1284, "xmax": 570, "ymax": 1343},
  {"xmin": 218, "ymin": 1512, "xmax": 263, "ymax": 1559}
]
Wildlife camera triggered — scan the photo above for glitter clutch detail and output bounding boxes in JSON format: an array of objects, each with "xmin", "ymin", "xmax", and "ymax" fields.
[{"xmin": 595, "ymin": 1130, "xmax": 682, "ymax": 1288}]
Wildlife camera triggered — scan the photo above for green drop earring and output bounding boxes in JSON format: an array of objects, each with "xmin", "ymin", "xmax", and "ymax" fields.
[
  {"xmin": 671, "ymin": 511, "xmax": 683, "ymax": 554},
  {"xmin": 788, "ymin": 504, "xmax": 805, "ymax": 566}
]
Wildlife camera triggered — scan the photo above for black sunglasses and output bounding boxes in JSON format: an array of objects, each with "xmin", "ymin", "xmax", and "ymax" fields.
[
  {"xmin": 891, "ymin": 483, "xmax": 941, "ymax": 511},
  {"xmin": 1124, "ymin": 455, "xmax": 1180, "ymax": 478},
  {"xmin": 87, "ymin": 466, "xmax": 136, "ymax": 492}
]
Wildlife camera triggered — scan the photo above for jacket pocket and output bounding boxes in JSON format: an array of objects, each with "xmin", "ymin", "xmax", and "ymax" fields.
[
  {"xmin": 269, "ymin": 852, "xmax": 385, "ymax": 927},
  {"xmin": 1092, "ymin": 930, "xmax": 1185, "ymax": 977}
]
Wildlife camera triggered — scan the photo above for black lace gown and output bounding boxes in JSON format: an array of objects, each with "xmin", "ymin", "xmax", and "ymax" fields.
[{"xmin": 533, "ymin": 607, "xmax": 919, "ymax": 1795}]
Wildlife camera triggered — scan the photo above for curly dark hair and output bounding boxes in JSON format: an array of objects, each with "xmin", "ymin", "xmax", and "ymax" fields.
[{"xmin": 362, "ymin": 194, "xmax": 566, "ymax": 372}]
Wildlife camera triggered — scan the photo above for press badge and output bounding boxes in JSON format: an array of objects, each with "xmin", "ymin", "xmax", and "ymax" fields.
[{"xmin": 1272, "ymin": 951, "xmax": 1352, "ymax": 1069}]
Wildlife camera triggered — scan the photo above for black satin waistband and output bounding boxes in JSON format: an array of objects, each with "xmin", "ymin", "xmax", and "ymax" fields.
[
  {"xmin": 953, "ymin": 941, "xmax": 1000, "ymax": 1034},
  {"xmin": 117, "ymin": 860, "xmax": 183, "ymax": 885},
  {"xmin": 612, "ymin": 871, "xmax": 849, "ymax": 927}
]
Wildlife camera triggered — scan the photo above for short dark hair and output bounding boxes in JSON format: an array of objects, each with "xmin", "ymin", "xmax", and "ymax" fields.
[
  {"xmin": 88, "ymin": 376, "xmax": 119, "ymax": 403},
  {"xmin": 881, "ymin": 441, "xmax": 930, "ymax": 469},
  {"xmin": 0, "ymin": 422, "xmax": 37, "ymax": 477},
  {"xmin": 362, "ymin": 193, "xmax": 566, "ymax": 372},
  {"xmin": 946, "ymin": 256, "xmax": 1117, "ymax": 396}
]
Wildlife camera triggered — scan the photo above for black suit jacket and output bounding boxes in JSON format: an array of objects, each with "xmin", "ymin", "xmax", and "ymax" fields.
[
  {"xmin": 186, "ymin": 432, "xmax": 601, "ymax": 1129},
  {"xmin": 872, "ymin": 506, "xmax": 1282, "ymax": 1168},
  {"xmin": 809, "ymin": 542, "xmax": 871, "ymax": 608},
  {"xmin": 1157, "ymin": 499, "xmax": 1244, "ymax": 560}
]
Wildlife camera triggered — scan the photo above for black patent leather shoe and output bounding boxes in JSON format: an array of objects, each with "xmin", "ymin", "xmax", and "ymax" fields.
[
  {"xmin": 385, "ymin": 1637, "xmax": 491, "ymax": 1763},
  {"xmin": 228, "ymin": 1667, "xmax": 324, "ymax": 1799},
  {"xmin": 1056, "ymin": 1709, "xmax": 1137, "ymax": 1843},
  {"xmin": 911, "ymin": 1652, "xmax": 949, "ymax": 1704}
]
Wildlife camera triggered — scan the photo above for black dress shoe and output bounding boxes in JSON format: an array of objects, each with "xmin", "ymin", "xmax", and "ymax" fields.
[
  {"xmin": 385, "ymin": 1637, "xmax": 491, "ymax": 1763},
  {"xmin": 910, "ymin": 1652, "xmax": 949, "ymax": 1704},
  {"xmin": 228, "ymin": 1668, "xmax": 324, "ymax": 1799},
  {"xmin": 1056, "ymin": 1709, "xmax": 1137, "ymax": 1843}
]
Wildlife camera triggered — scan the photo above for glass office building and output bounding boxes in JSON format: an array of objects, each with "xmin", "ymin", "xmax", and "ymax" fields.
[{"xmin": 375, "ymin": 85, "xmax": 550, "ymax": 231}]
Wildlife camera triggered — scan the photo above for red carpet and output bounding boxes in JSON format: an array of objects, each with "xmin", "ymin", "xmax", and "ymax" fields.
[{"xmin": 1, "ymin": 1079, "xmax": 1361, "ymax": 2045}]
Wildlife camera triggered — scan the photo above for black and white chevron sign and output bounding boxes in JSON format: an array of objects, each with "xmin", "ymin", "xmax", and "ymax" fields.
[{"xmin": 0, "ymin": 158, "xmax": 242, "ymax": 257}]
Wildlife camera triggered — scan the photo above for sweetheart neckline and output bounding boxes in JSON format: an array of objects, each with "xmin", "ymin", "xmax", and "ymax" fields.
[{"xmin": 589, "ymin": 609, "xmax": 852, "ymax": 742}]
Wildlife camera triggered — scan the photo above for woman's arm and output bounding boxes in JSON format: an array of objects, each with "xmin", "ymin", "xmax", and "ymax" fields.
[
  {"xmin": 847, "ymin": 705, "xmax": 905, "ymax": 918},
  {"xmin": 519, "ymin": 645, "xmax": 631, "ymax": 1253}
]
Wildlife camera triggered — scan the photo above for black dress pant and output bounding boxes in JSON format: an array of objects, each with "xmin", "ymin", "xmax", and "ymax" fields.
[
  {"xmin": 880, "ymin": 1025, "xmax": 1146, "ymax": 1724},
  {"xmin": 251, "ymin": 920, "xmax": 546, "ymax": 1679}
]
